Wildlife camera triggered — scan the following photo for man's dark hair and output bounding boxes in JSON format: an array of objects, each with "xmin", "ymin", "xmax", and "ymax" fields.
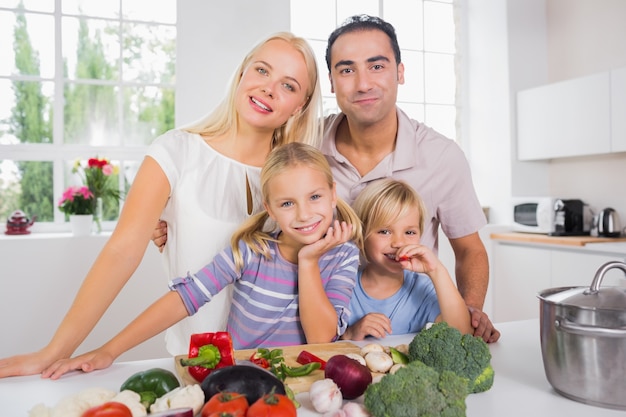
[{"xmin": 325, "ymin": 14, "xmax": 402, "ymax": 72}]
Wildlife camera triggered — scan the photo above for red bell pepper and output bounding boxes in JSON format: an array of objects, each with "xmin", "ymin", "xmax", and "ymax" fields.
[
  {"xmin": 180, "ymin": 331, "xmax": 235, "ymax": 383},
  {"xmin": 296, "ymin": 350, "xmax": 327, "ymax": 370}
]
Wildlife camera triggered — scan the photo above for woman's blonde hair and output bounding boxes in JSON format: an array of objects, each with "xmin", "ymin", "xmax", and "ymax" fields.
[
  {"xmin": 230, "ymin": 142, "xmax": 363, "ymax": 271},
  {"xmin": 183, "ymin": 32, "xmax": 323, "ymax": 149},
  {"xmin": 352, "ymin": 178, "xmax": 428, "ymax": 262}
]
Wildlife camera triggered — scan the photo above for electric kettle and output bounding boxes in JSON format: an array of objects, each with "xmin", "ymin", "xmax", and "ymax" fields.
[{"xmin": 597, "ymin": 207, "xmax": 621, "ymax": 237}]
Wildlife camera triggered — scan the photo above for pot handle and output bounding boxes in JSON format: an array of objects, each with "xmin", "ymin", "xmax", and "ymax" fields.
[
  {"xmin": 556, "ymin": 317, "xmax": 626, "ymax": 338},
  {"xmin": 585, "ymin": 261, "xmax": 626, "ymax": 295}
]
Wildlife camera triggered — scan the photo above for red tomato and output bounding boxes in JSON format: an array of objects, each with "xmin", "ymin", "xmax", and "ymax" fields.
[
  {"xmin": 201, "ymin": 392, "xmax": 249, "ymax": 417},
  {"xmin": 81, "ymin": 402, "xmax": 133, "ymax": 417},
  {"xmin": 246, "ymin": 393, "xmax": 296, "ymax": 417}
]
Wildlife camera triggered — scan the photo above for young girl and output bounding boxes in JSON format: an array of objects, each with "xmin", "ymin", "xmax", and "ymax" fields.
[
  {"xmin": 341, "ymin": 178, "xmax": 472, "ymax": 341},
  {"xmin": 0, "ymin": 32, "xmax": 323, "ymax": 378},
  {"xmin": 44, "ymin": 143, "xmax": 363, "ymax": 377}
]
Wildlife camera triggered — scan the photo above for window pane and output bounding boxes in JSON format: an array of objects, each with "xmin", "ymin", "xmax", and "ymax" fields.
[
  {"xmin": 424, "ymin": 52, "xmax": 455, "ymax": 104},
  {"xmin": 425, "ymin": 104, "xmax": 456, "ymax": 140},
  {"xmin": 62, "ymin": 16, "xmax": 120, "ymax": 81},
  {"xmin": 0, "ymin": 79, "xmax": 53, "ymax": 145},
  {"xmin": 424, "ymin": 1, "xmax": 455, "ymax": 53},
  {"xmin": 123, "ymin": 85, "xmax": 175, "ymax": 145},
  {"xmin": 0, "ymin": 160, "xmax": 54, "ymax": 221},
  {"xmin": 64, "ymin": 83, "xmax": 120, "ymax": 145},
  {"xmin": 308, "ymin": 39, "xmax": 332, "ymax": 96},
  {"xmin": 383, "ymin": 0, "xmax": 423, "ymax": 51},
  {"xmin": 0, "ymin": 11, "xmax": 55, "ymax": 78},
  {"xmin": 337, "ymin": 0, "xmax": 379, "ymax": 25},
  {"xmin": 398, "ymin": 102, "xmax": 425, "ymax": 122},
  {"xmin": 0, "ymin": 0, "xmax": 53, "ymax": 12},
  {"xmin": 123, "ymin": 0, "xmax": 176, "ymax": 24},
  {"xmin": 290, "ymin": 0, "xmax": 336, "ymax": 39},
  {"xmin": 122, "ymin": 22, "xmax": 176, "ymax": 84},
  {"xmin": 62, "ymin": 0, "xmax": 118, "ymax": 18},
  {"xmin": 398, "ymin": 50, "xmax": 424, "ymax": 103}
]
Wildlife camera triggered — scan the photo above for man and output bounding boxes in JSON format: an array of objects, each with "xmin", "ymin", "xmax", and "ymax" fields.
[
  {"xmin": 153, "ymin": 15, "xmax": 500, "ymax": 342},
  {"xmin": 322, "ymin": 15, "xmax": 499, "ymax": 342}
]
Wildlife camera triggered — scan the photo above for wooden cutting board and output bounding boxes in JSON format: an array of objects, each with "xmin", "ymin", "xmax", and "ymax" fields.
[{"xmin": 174, "ymin": 341, "xmax": 363, "ymax": 394}]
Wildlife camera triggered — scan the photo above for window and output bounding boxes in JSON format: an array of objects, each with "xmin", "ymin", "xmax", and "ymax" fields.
[
  {"xmin": 290, "ymin": 0, "xmax": 458, "ymax": 139},
  {"xmin": 0, "ymin": 0, "xmax": 176, "ymax": 231}
]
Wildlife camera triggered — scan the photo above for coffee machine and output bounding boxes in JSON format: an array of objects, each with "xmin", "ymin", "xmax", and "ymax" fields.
[{"xmin": 549, "ymin": 199, "xmax": 592, "ymax": 236}]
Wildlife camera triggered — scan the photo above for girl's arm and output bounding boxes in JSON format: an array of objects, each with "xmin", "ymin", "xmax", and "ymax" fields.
[
  {"xmin": 297, "ymin": 221, "xmax": 354, "ymax": 343},
  {"xmin": 44, "ymin": 291, "xmax": 188, "ymax": 379},
  {"xmin": 0, "ymin": 157, "xmax": 171, "ymax": 378},
  {"xmin": 398, "ymin": 245, "xmax": 473, "ymax": 334}
]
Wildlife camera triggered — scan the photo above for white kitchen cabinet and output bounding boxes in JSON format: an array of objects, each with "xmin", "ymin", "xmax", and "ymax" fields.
[
  {"xmin": 491, "ymin": 241, "xmax": 626, "ymax": 322},
  {"xmin": 492, "ymin": 243, "xmax": 550, "ymax": 322},
  {"xmin": 517, "ymin": 71, "xmax": 611, "ymax": 160},
  {"xmin": 611, "ymin": 66, "xmax": 626, "ymax": 152}
]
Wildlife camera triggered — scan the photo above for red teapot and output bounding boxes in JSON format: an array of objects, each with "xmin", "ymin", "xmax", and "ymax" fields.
[{"xmin": 5, "ymin": 210, "xmax": 36, "ymax": 235}]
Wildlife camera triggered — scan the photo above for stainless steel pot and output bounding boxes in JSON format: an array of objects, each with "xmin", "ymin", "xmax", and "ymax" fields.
[{"xmin": 538, "ymin": 261, "xmax": 626, "ymax": 410}]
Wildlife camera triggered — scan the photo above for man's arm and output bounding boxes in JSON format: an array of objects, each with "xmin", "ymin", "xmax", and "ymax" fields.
[{"xmin": 449, "ymin": 232, "xmax": 500, "ymax": 343}]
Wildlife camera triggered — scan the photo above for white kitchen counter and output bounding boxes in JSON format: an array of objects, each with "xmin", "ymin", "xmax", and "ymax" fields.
[{"xmin": 1, "ymin": 319, "xmax": 624, "ymax": 416}]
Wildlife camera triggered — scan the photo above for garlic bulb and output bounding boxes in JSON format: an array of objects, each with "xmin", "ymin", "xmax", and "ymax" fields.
[
  {"xmin": 309, "ymin": 378, "xmax": 343, "ymax": 414},
  {"xmin": 342, "ymin": 402, "xmax": 372, "ymax": 416}
]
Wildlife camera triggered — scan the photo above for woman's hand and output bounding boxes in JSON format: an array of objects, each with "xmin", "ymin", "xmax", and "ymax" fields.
[
  {"xmin": 42, "ymin": 348, "xmax": 116, "ymax": 380},
  {"xmin": 0, "ymin": 350, "xmax": 61, "ymax": 378},
  {"xmin": 342, "ymin": 313, "xmax": 392, "ymax": 341},
  {"xmin": 152, "ymin": 220, "xmax": 168, "ymax": 252}
]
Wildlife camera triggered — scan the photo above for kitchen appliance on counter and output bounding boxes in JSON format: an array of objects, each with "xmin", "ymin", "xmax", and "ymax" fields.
[
  {"xmin": 596, "ymin": 207, "xmax": 622, "ymax": 238},
  {"xmin": 538, "ymin": 261, "xmax": 626, "ymax": 410},
  {"xmin": 549, "ymin": 199, "xmax": 592, "ymax": 236}
]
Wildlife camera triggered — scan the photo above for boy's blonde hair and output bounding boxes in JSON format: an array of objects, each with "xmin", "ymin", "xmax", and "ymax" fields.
[
  {"xmin": 183, "ymin": 32, "xmax": 323, "ymax": 149},
  {"xmin": 352, "ymin": 178, "xmax": 428, "ymax": 261},
  {"xmin": 230, "ymin": 142, "xmax": 363, "ymax": 271}
]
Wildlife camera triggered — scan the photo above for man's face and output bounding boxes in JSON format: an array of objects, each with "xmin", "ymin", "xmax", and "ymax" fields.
[{"xmin": 328, "ymin": 29, "xmax": 404, "ymax": 127}]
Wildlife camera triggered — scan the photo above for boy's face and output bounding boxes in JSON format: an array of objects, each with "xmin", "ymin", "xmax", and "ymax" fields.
[
  {"xmin": 264, "ymin": 164, "xmax": 337, "ymax": 250},
  {"xmin": 328, "ymin": 29, "xmax": 404, "ymax": 128},
  {"xmin": 364, "ymin": 208, "xmax": 421, "ymax": 274}
]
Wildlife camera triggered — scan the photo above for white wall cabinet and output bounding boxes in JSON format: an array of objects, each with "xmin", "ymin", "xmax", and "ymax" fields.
[
  {"xmin": 491, "ymin": 241, "xmax": 626, "ymax": 322},
  {"xmin": 611, "ymin": 66, "xmax": 626, "ymax": 153},
  {"xmin": 517, "ymin": 72, "xmax": 611, "ymax": 160}
]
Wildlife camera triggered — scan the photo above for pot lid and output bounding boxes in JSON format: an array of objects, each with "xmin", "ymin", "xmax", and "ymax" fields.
[{"xmin": 540, "ymin": 261, "xmax": 626, "ymax": 310}]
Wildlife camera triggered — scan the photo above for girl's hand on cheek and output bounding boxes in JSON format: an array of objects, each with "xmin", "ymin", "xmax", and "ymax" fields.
[{"xmin": 298, "ymin": 220, "xmax": 352, "ymax": 262}]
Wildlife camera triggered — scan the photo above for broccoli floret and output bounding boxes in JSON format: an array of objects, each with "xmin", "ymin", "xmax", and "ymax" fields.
[
  {"xmin": 408, "ymin": 322, "xmax": 494, "ymax": 393},
  {"xmin": 364, "ymin": 360, "xmax": 468, "ymax": 417}
]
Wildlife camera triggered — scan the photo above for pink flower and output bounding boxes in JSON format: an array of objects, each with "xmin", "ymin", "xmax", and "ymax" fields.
[{"xmin": 102, "ymin": 164, "xmax": 113, "ymax": 176}]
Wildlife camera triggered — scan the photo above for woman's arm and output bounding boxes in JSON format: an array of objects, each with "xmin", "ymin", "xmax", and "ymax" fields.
[
  {"xmin": 0, "ymin": 157, "xmax": 171, "ymax": 378},
  {"xmin": 44, "ymin": 291, "xmax": 188, "ymax": 379}
]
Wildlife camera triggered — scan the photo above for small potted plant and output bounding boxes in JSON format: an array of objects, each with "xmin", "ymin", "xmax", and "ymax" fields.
[{"xmin": 58, "ymin": 185, "xmax": 95, "ymax": 236}]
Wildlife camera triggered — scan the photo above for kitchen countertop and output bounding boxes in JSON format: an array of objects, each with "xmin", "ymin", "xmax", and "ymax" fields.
[
  {"xmin": 491, "ymin": 232, "xmax": 626, "ymax": 248},
  {"xmin": 1, "ymin": 320, "xmax": 624, "ymax": 416}
]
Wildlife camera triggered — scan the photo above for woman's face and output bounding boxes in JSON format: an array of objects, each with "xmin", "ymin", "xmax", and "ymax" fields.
[
  {"xmin": 264, "ymin": 164, "xmax": 336, "ymax": 250},
  {"xmin": 236, "ymin": 39, "xmax": 310, "ymax": 132}
]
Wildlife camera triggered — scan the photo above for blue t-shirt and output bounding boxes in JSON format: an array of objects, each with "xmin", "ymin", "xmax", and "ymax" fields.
[{"xmin": 348, "ymin": 269, "xmax": 441, "ymax": 335}]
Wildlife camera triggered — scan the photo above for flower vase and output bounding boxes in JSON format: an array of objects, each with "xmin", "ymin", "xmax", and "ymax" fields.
[
  {"xmin": 94, "ymin": 197, "xmax": 103, "ymax": 233},
  {"xmin": 69, "ymin": 214, "xmax": 93, "ymax": 236}
]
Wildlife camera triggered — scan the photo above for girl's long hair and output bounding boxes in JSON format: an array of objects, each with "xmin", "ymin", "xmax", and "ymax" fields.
[
  {"xmin": 182, "ymin": 32, "xmax": 323, "ymax": 149},
  {"xmin": 230, "ymin": 143, "xmax": 363, "ymax": 272},
  {"xmin": 352, "ymin": 178, "xmax": 428, "ymax": 262}
]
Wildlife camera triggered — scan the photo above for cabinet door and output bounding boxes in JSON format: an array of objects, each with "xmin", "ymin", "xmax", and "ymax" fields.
[
  {"xmin": 492, "ymin": 243, "xmax": 550, "ymax": 322},
  {"xmin": 517, "ymin": 72, "xmax": 611, "ymax": 160},
  {"xmin": 551, "ymin": 250, "xmax": 626, "ymax": 288},
  {"xmin": 611, "ymin": 67, "xmax": 626, "ymax": 152}
]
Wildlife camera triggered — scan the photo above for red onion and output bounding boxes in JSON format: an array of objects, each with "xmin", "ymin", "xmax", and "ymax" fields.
[{"xmin": 324, "ymin": 354, "xmax": 373, "ymax": 400}]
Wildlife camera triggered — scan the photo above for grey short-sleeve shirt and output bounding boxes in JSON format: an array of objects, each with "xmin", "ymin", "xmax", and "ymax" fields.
[{"xmin": 321, "ymin": 107, "xmax": 486, "ymax": 252}]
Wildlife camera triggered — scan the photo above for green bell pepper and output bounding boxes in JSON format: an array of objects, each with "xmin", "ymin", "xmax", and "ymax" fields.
[{"xmin": 119, "ymin": 367, "xmax": 181, "ymax": 408}]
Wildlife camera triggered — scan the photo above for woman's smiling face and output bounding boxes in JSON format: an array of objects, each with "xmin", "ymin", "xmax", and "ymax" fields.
[
  {"xmin": 263, "ymin": 163, "xmax": 337, "ymax": 250},
  {"xmin": 235, "ymin": 39, "xmax": 310, "ymax": 133}
]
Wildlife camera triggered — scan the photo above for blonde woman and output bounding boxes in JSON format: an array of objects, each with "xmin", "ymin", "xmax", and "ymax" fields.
[
  {"xmin": 43, "ymin": 142, "xmax": 362, "ymax": 378},
  {"xmin": 342, "ymin": 178, "xmax": 472, "ymax": 341},
  {"xmin": 0, "ymin": 32, "xmax": 323, "ymax": 378}
]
